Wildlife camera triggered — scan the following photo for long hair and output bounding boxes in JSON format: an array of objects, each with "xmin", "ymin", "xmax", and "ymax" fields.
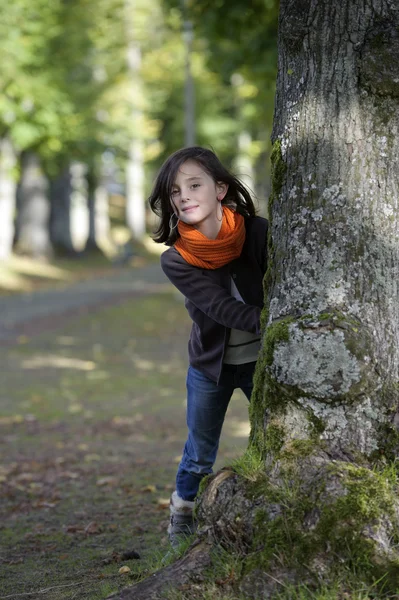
[{"xmin": 148, "ymin": 146, "xmax": 257, "ymax": 245}]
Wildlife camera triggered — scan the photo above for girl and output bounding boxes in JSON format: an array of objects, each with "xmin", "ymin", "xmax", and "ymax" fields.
[{"xmin": 149, "ymin": 146, "xmax": 268, "ymax": 546}]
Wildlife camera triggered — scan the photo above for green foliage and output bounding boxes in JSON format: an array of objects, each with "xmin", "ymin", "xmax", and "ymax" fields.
[{"xmin": 0, "ymin": 0, "xmax": 133, "ymax": 176}]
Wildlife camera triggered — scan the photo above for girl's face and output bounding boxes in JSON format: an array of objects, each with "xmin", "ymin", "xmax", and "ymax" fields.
[{"xmin": 170, "ymin": 160, "xmax": 228, "ymax": 238}]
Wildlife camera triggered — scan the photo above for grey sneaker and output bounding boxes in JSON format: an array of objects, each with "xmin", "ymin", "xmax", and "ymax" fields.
[{"xmin": 167, "ymin": 491, "xmax": 196, "ymax": 548}]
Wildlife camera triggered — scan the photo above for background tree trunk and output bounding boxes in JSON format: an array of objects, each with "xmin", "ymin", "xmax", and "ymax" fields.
[
  {"xmin": 84, "ymin": 169, "xmax": 111, "ymax": 255},
  {"xmin": 15, "ymin": 152, "xmax": 52, "ymax": 259},
  {"xmin": 0, "ymin": 138, "xmax": 17, "ymax": 261},
  {"xmin": 50, "ymin": 162, "xmax": 89, "ymax": 256},
  {"xmin": 109, "ymin": 1, "xmax": 399, "ymax": 598},
  {"xmin": 125, "ymin": 4, "xmax": 146, "ymax": 241},
  {"xmin": 50, "ymin": 166, "xmax": 75, "ymax": 255}
]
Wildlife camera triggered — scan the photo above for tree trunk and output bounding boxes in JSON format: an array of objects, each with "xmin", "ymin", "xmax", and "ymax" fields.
[
  {"xmin": 0, "ymin": 138, "xmax": 17, "ymax": 261},
  {"xmin": 84, "ymin": 169, "xmax": 110, "ymax": 255},
  {"xmin": 124, "ymin": 9, "xmax": 146, "ymax": 241},
  {"xmin": 126, "ymin": 137, "xmax": 146, "ymax": 240},
  {"xmin": 15, "ymin": 152, "xmax": 52, "ymax": 259},
  {"xmin": 109, "ymin": 1, "xmax": 399, "ymax": 598},
  {"xmin": 251, "ymin": 0, "xmax": 399, "ymax": 463},
  {"xmin": 50, "ymin": 163, "xmax": 89, "ymax": 256},
  {"xmin": 50, "ymin": 166, "xmax": 75, "ymax": 255}
]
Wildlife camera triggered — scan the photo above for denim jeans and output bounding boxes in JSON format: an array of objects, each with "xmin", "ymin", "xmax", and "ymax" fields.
[{"xmin": 176, "ymin": 362, "xmax": 256, "ymax": 502}]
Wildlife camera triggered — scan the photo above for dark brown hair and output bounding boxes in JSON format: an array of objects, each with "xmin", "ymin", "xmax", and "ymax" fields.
[{"xmin": 148, "ymin": 146, "xmax": 257, "ymax": 245}]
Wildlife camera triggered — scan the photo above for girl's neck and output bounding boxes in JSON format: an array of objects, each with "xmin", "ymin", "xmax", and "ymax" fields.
[{"xmin": 193, "ymin": 218, "xmax": 222, "ymax": 240}]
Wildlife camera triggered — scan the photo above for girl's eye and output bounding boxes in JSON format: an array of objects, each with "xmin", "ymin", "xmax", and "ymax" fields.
[
  {"xmin": 171, "ymin": 190, "xmax": 179, "ymax": 196},
  {"xmin": 191, "ymin": 184, "xmax": 200, "ymax": 189}
]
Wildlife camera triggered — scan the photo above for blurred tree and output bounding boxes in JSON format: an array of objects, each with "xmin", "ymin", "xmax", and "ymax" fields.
[
  {"xmin": 161, "ymin": 0, "xmax": 279, "ymax": 207},
  {"xmin": 0, "ymin": 139, "xmax": 17, "ymax": 260},
  {"xmin": 142, "ymin": 6, "xmax": 246, "ymax": 185},
  {"xmin": 0, "ymin": 0, "xmax": 132, "ymax": 258},
  {"xmin": 15, "ymin": 152, "xmax": 52, "ymax": 258},
  {"xmin": 0, "ymin": 0, "xmax": 65, "ymax": 259}
]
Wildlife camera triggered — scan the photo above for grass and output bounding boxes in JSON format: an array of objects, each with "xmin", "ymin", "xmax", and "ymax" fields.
[{"xmin": 0, "ymin": 288, "xmax": 250, "ymax": 599}]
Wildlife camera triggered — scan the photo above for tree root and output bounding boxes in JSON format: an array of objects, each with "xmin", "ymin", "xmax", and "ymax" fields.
[{"xmin": 106, "ymin": 539, "xmax": 212, "ymax": 599}]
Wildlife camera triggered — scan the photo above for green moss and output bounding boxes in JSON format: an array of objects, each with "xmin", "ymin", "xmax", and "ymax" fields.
[
  {"xmin": 243, "ymin": 462, "xmax": 399, "ymax": 592},
  {"xmin": 197, "ymin": 473, "xmax": 212, "ymax": 499},
  {"xmin": 265, "ymin": 422, "xmax": 286, "ymax": 455},
  {"xmin": 264, "ymin": 139, "xmax": 287, "ymax": 300},
  {"xmin": 307, "ymin": 410, "xmax": 325, "ymax": 436},
  {"xmin": 264, "ymin": 317, "xmax": 294, "ymax": 365},
  {"xmin": 280, "ymin": 438, "xmax": 318, "ymax": 460},
  {"xmin": 250, "ymin": 316, "xmax": 298, "ymax": 459},
  {"xmin": 374, "ymin": 422, "xmax": 399, "ymax": 462}
]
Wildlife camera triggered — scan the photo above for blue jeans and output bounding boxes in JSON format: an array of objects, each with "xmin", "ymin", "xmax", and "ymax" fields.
[{"xmin": 176, "ymin": 362, "xmax": 256, "ymax": 501}]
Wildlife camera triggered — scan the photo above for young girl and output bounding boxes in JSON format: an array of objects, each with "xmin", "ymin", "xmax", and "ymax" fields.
[{"xmin": 149, "ymin": 146, "xmax": 268, "ymax": 546}]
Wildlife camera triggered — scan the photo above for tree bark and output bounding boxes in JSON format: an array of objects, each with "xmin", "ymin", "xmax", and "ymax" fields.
[
  {"xmin": 110, "ymin": 1, "xmax": 399, "ymax": 598},
  {"xmin": 15, "ymin": 152, "xmax": 53, "ymax": 259},
  {"xmin": 251, "ymin": 0, "xmax": 399, "ymax": 463},
  {"xmin": 0, "ymin": 138, "xmax": 17, "ymax": 261}
]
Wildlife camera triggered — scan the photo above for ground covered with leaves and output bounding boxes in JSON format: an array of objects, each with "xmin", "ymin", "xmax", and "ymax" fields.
[{"xmin": 0, "ymin": 286, "xmax": 250, "ymax": 599}]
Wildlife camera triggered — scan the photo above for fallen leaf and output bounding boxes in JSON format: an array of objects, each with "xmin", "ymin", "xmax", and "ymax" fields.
[
  {"xmin": 119, "ymin": 566, "xmax": 131, "ymax": 574},
  {"xmin": 157, "ymin": 498, "xmax": 170, "ymax": 509},
  {"xmin": 141, "ymin": 485, "xmax": 156, "ymax": 493},
  {"xmin": 85, "ymin": 521, "xmax": 101, "ymax": 535}
]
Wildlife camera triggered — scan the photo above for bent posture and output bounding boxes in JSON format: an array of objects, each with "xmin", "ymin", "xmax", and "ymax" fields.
[{"xmin": 149, "ymin": 146, "xmax": 268, "ymax": 546}]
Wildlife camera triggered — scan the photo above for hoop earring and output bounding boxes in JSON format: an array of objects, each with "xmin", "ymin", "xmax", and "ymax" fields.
[
  {"xmin": 216, "ymin": 204, "xmax": 223, "ymax": 222},
  {"xmin": 169, "ymin": 213, "xmax": 179, "ymax": 230}
]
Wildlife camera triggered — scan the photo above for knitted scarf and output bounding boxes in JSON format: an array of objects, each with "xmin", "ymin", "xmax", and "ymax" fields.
[{"xmin": 174, "ymin": 206, "xmax": 245, "ymax": 270}]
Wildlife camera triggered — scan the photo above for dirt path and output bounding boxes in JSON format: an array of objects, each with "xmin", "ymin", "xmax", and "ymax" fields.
[{"xmin": 0, "ymin": 264, "xmax": 250, "ymax": 599}]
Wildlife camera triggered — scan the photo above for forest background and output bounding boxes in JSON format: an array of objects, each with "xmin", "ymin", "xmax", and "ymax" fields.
[{"xmin": 0, "ymin": 0, "xmax": 278, "ymax": 288}]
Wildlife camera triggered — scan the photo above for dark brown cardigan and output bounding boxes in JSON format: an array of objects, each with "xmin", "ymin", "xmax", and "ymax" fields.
[{"xmin": 161, "ymin": 216, "xmax": 268, "ymax": 383}]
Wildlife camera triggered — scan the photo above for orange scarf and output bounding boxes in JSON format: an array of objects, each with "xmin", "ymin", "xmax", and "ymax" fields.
[{"xmin": 174, "ymin": 207, "xmax": 245, "ymax": 269}]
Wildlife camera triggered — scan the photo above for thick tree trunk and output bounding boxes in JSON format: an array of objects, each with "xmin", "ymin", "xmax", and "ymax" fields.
[
  {"xmin": 15, "ymin": 152, "xmax": 52, "ymax": 258},
  {"xmin": 110, "ymin": 1, "xmax": 399, "ymax": 598},
  {"xmin": 0, "ymin": 138, "xmax": 17, "ymax": 261},
  {"xmin": 250, "ymin": 0, "xmax": 399, "ymax": 461}
]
